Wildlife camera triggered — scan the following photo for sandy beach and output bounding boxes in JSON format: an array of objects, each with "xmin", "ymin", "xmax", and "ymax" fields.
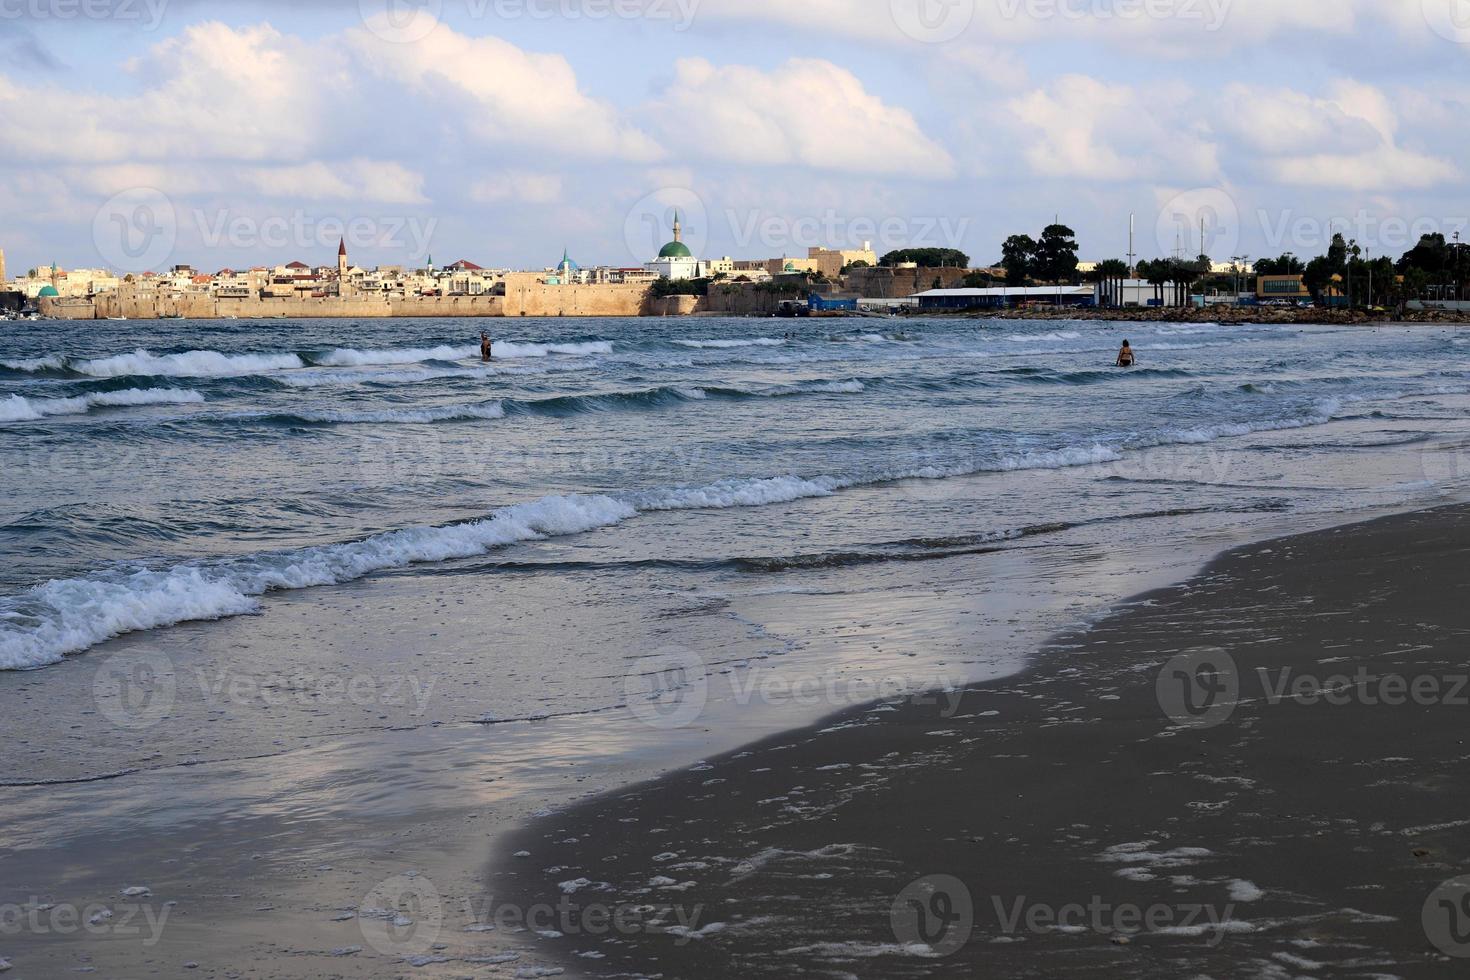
[{"xmin": 497, "ymin": 504, "xmax": 1470, "ymax": 978}]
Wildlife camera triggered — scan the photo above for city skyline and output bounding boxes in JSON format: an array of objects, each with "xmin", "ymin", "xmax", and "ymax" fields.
[{"xmin": 3, "ymin": 1, "xmax": 1470, "ymax": 274}]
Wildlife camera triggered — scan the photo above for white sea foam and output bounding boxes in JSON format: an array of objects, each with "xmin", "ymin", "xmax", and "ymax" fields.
[
  {"xmin": 1, "ymin": 355, "xmax": 67, "ymax": 372},
  {"xmin": 0, "ymin": 494, "xmax": 638, "ymax": 670},
  {"xmin": 75, "ymin": 349, "xmax": 306, "ymax": 378},
  {"xmin": 315, "ymin": 344, "xmax": 479, "ymax": 367},
  {"xmin": 493, "ymin": 340, "xmax": 612, "ymax": 359},
  {"xmin": 674, "ymin": 338, "xmax": 785, "ymax": 349},
  {"xmin": 0, "ymin": 388, "xmax": 205, "ymax": 422},
  {"xmin": 0, "ymin": 475, "xmax": 867, "ymax": 668},
  {"xmin": 1006, "ymin": 331, "xmax": 1082, "ymax": 343},
  {"xmin": 634, "ymin": 476, "xmax": 842, "ymax": 511}
]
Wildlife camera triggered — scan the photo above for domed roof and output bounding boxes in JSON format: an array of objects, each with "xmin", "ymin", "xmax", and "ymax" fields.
[
  {"xmin": 656, "ymin": 210, "xmax": 693, "ymax": 260},
  {"xmin": 38, "ymin": 285, "xmax": 60, "ymax": 297}
]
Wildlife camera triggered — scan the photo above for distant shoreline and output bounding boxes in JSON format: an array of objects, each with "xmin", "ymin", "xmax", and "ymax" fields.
[{"xmin": 916, "ymin": 305, "xmax": 1470, "ymax": 326}]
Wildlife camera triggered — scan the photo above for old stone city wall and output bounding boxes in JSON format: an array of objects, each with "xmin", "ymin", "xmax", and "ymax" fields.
[{"xmin": 40, "ymin": 280, "xmax": 666, "ymax": 319}]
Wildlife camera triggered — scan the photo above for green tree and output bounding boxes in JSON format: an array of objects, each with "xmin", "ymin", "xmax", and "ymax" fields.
[
  {"xmin": 650, "ymin": 276, "xmax": 710, "ymax": 298},
  {"xmin": 1035, "ymin": 224, "xmax": 1080, "ymax": 283},
  {"xmin": 1000, "ymin": 234, "xmax": 1037, "ymax": 286},
  {"xmin": 1254, "ymin": 253, "xmax": 1304, "ymax": 276},
  {"xmin": 1094, "ymin": 258, "xmax": 1130, "ymax": 307},
  {"xmin": 878, "ymin": 248, "xmax": 970, "ymax": 268}
]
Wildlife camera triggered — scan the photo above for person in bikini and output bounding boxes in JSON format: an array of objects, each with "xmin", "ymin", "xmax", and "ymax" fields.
[
  {"xmin": 480, "ymin": 332, "xmax": 493, "ymax": 362},
  {"xmin": 1116, "ymin": 340, "xmax": 1136, "ymax": 368}
]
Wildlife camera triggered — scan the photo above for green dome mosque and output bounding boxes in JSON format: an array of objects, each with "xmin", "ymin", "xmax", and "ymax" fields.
[
  {"xmin": 658, "ymin": 211, "xmax": 692, "ymax": 259},
  {"xmin": 38, "ymin": 285, "xmax": 60, "ymax": 298}
]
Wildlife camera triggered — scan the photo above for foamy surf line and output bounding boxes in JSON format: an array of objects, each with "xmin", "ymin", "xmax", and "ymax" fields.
[
  {"xmin": 0, "ymin": 388, "xmax": 205, "ymax": 423},
  {"xmin": 6, "ymin": 341, "xmax": 617, "ymax": 381},
  {"xmin": 315, "ymin": 340, "xmax": 611, "ymax": 366},
  {"xmin": 0, "ymin": 397, "xmax": 1351, "ymax": 671}
]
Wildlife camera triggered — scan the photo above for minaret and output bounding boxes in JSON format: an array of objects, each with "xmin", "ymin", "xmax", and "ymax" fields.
[
  {"xmin": 0, "ymin": 247, "xmax": 7, "ymax": 289},
  {"xmin": 672, "ymin": 210, "xmax": 682, "ymax": 244},
  {"xmin": 337, "ymin": 238, "xmax": 349, "ymax": 295}
]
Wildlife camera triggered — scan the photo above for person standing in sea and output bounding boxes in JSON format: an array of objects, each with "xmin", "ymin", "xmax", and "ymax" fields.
[{"xmin": 480, "ymin": 332, "xmax": 493, "ymax": 362}]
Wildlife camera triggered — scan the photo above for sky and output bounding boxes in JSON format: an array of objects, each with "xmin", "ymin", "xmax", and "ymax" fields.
[{"xmin": 1, "ymin": 0, "xmax": 1469, "ymax": 275}]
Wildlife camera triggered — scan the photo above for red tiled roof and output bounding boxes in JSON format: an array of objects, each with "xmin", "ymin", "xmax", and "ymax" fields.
[
  {"xmin": 447, "ymin": 259, "xmax": 484, "ymax": 271},
  {"xmin": 285, "ymin": 261, "xmax": 309, "ymax": 270}
]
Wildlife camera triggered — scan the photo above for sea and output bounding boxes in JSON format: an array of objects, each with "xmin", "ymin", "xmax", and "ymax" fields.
[{"xmin": 1, "ymin": 315, "xmax": 1467, "ymax": 677}]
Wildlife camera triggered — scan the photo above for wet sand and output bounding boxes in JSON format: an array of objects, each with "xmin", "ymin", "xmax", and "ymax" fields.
[{"xmin": 498, "ymin": 504, "xmax": 1470, "ymax": 978}]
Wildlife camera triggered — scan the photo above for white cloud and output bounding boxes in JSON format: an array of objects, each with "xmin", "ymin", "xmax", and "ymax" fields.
[
  {"xmin": 643, "ymin": 57, "xmax": 955, "ymax": 178},
  {"xmin": 0, "ymin": 22, "xmax": 331, "ymax": 164},
  {"xmin": 1005, "ymin": 75, "xmax": 1218, "ymax": 182},
  {"xmin": 347, "ymin": 21, "xmax": 661, "ymax": 162},
  {"xmin": 1228, "ymin": 81, "xmax": 1459, "ymax": 190}
]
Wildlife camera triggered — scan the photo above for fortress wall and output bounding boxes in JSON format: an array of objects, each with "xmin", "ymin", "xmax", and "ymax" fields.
[
  {"xmin": 41, "ymin": 282, "xmax": 676, "ymax": 320},
  {"xmin": 500, "ymin": 276, "xmax": 651, "ymax": 317},
  {"xmin": 217, "ymin": 296, "xmax": 394, "ymax": 318},
  {"xmin": 646, "ymin": 295, "xmax": 705, "ymax": 316},
  {"xmin": 389, "ymin": 295, "xmax": 503, "ymax": 317},
  {"xmin": 705, "ymin": 286, "xmax": 802, "ymax": 315},
  {"xmin": 38, "ymin": 297, "xmax": 98, "ymax": 319}
]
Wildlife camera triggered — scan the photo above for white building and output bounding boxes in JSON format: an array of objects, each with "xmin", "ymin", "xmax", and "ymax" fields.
[{"xmin": 644, "ymin": 212, "xmax": 707, "ymax": 281}]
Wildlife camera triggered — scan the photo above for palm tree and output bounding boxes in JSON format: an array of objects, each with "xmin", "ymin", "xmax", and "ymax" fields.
[{"xmin": 1095, "ymin": 259, "xmax": 1130, "ymax": 307}]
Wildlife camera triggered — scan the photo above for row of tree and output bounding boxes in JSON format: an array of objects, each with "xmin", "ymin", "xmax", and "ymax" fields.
[
  {"xmin": 976, "ymin": 218, "xmax": 1470, "ymax": 311},
  {"xmin": 1249, "ymin": 232, "xmax": 1469, "ymax": 309}
]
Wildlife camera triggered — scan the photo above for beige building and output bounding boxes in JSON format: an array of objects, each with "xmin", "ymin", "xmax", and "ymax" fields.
[
  {"xmin": 808, "ymin": 244, "xmax": 879, "ymax": 278},
  {"xmin": 765, "ymin": 257, "xmax": 820, "ymax": 276}
]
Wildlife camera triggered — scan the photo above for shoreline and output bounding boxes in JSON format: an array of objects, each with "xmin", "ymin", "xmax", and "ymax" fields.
[
  {"xmin": 494, "ymin": 503, "xmax": 1470, "ymax": 978},
  {"xmin": 918, "ymin": 306, "xmax": 1470, "ymax": 326}
]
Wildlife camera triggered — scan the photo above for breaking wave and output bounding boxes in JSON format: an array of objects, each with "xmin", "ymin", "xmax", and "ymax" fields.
[
  {"xmin": 0, "ymin": 388, "xmax": 205, "ymax": 423},
  {"xmin": 0, "ymin": 388, "xmax": 1353, "ymax": 670},
  {"xmin": 74, "ymin": 350, "xmax": 306, "ymax": 378}
]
